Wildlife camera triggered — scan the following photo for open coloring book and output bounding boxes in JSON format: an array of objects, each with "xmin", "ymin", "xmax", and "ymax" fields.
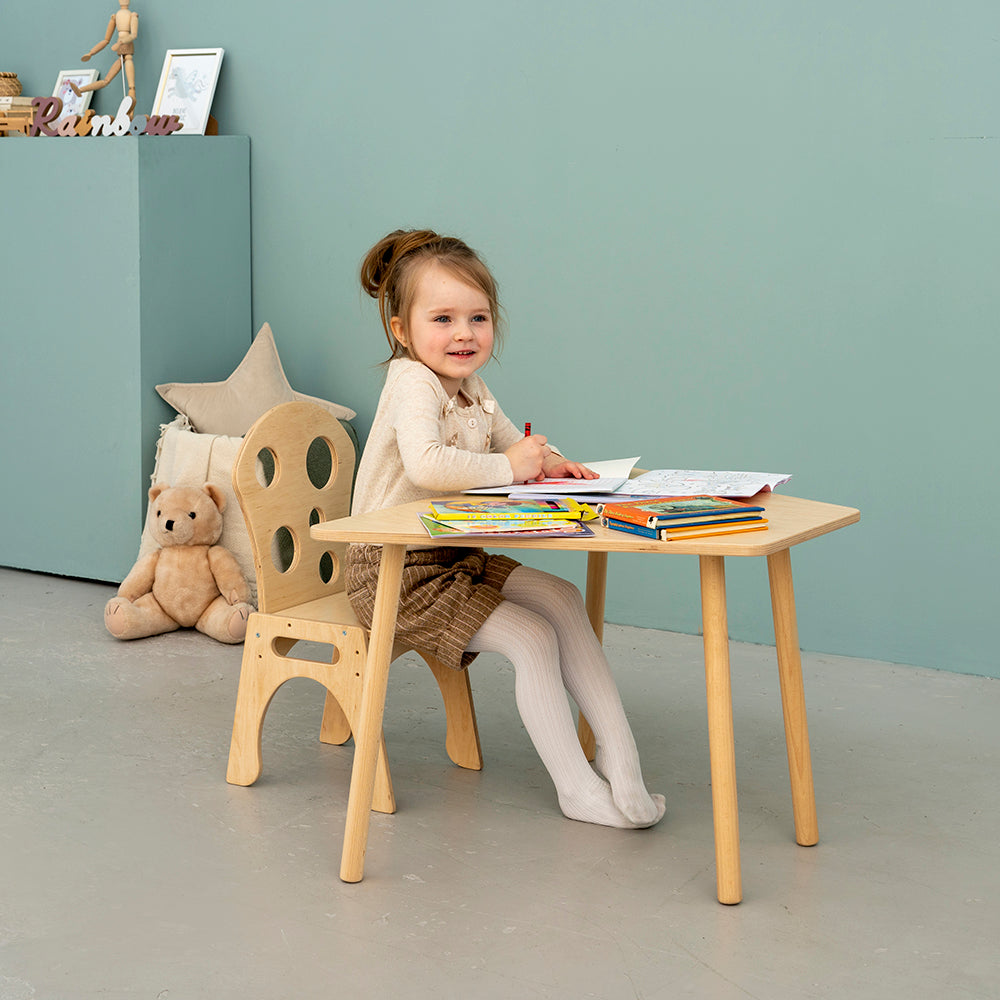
[
  {"xmin": 466, "ymin": 459, "xmax": 790, "ymax": 501},
  {"xmin": 623, "ymin": 469, "xmax": 791, "ymax": 498}
]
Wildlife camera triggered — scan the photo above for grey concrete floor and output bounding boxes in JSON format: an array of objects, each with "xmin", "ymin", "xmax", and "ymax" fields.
[{"xmin": 1, "ymin": 565, "xmax": 998, "ymax": 999}]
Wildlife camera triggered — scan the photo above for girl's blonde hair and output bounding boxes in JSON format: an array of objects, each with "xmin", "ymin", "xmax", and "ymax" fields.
[{"xmin": 359, "ymin": 229, "xmax": 504, "ymax": 364}]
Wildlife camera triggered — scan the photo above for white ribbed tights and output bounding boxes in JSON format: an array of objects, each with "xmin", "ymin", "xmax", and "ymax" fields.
[{"xmin": 466, "ymin": 566, "xmax": 665, "ymax": 829}]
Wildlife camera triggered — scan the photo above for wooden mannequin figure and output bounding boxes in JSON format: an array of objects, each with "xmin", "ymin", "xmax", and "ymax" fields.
[{"xmin": 70, "ymin": 0, "xmax": 138, "ymax": 105}]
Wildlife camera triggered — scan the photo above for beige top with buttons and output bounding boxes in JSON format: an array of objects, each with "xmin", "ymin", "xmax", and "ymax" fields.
[{"xmin": 351, "ymin": 358, "xmax": 545, "ymax": 520}]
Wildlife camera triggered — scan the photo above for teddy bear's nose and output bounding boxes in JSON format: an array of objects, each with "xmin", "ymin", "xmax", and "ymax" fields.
[{"xmin": 165, "ymin": 520, "xmax": 174, "ymax": 531}]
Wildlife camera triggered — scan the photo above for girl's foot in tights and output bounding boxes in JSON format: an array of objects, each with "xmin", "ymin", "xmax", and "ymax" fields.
[{"xmin": 467, "ymin": 568, "xmax": 664, "ymax": 830}]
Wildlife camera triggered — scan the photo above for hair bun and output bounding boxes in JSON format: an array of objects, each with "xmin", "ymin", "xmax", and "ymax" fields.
[
  {"xmin": 360, "ymin": 231, "xmax": 401, "ymax": 299},
  {"xmin": 360, "ymin": 229, "xmax": 444, "ymax": 299}
]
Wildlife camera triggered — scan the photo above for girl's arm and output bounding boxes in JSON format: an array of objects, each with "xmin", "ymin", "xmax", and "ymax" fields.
[
  {"xmin": 391, "ymin": 377, "xmax": 514, "ymax": 492},
  {"xmin": 491, "ymin": 401, "xmax": 596, "ymax": 481}
]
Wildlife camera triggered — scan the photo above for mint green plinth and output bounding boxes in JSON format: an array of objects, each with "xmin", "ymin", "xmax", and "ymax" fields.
[{"xmin": 0, "ymin": 137, "xmax": 251, "ymax": 583}]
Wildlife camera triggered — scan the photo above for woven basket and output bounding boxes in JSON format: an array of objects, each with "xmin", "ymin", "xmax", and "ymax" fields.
[{"xmin": 0, "ymin": 72, "xmax": 22, "ymax": 97}]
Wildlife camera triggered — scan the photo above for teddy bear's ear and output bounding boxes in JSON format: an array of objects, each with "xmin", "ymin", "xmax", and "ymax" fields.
[
  {"xmin": 203, "ymin": 483, "xmax": 227, "ymax": 512},
  {"xmin": 149, "ymin": 483, "xmax": 168, "ymax": 502}
]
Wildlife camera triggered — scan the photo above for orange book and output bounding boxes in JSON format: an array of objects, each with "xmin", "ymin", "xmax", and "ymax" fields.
[
  {"xmin": 597, "ymin": 495, "xmax": 764, "ymax": 529},
  {"xmin": 658, "ymin": 521, "xmax": 768, "ymax": 541},
  {"xmin": 602, "ymin": 515, "xmax": 767, "ymax": 541}
]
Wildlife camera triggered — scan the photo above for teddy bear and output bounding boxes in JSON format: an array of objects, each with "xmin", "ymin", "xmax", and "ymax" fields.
[{"xmin": 105, "ymin": 483, "xmax": 254, "ymax": 643}]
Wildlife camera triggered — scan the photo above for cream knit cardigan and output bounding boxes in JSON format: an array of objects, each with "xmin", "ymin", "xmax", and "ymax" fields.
[{"xmin": 350, "ymin": 358, "xmax": 527, "ymax": 518}]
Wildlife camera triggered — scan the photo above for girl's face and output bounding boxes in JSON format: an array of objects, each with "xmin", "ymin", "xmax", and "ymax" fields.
[{"xmin": 390, "ymin": 262, "xmax": 494, "ymax": 397}]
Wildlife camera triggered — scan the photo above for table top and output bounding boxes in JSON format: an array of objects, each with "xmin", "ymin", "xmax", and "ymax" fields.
[{"xmin": 312, "ymin": 492, "xmax": 860, "ymax": 557}]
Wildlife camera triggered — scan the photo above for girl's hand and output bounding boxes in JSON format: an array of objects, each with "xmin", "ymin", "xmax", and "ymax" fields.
[
  {"xmin": 504, "ymin": 434, "xmax": 550, "ymax": 483},
  {"xmin": 542, "ymin": 455, "xmax": 599, "ymax": 480}
]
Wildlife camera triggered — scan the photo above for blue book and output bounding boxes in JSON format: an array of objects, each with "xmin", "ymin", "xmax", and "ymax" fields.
[
  {"xmin": 603, "ymin": 515, "xmax": 767, "ymax": 540},
  {"xmin": 601, "ymin": 517, "xmax": 659, "ymax": 539}
]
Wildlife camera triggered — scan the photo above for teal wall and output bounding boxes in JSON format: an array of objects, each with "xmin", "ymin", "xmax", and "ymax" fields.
[{"xmin": 3, "ymin": 3, "xmax": 997, "ymax": 676}]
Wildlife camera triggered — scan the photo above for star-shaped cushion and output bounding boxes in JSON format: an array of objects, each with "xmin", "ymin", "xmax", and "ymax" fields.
[{"xmin": 156, "ymin": 322, "xmax": 356, "ymax": 436}]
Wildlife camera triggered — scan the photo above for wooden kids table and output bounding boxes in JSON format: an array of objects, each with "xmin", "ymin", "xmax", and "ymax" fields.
[{"xmin": 312, "ymin": 491, "xmax": 859, "ymax": 903}]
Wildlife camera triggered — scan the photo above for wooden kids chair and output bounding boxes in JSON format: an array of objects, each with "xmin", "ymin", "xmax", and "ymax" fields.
[{"xmin": 226, "ymin": 401, "xmax": 483, "ymax": 813}]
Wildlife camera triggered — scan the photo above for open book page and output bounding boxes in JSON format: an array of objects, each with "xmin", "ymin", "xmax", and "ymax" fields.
[{"xmin": 622, "ymin": 470, "xmax": 791, "ymax": 498}]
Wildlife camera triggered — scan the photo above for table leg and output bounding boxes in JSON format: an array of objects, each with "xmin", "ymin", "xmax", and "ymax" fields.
[
  {"xmin": 767, "ymin": 548, "xmax": 819, "ymax": 847},
  {"xmin": 577, "ymin": 551, "xmax": 608, "ymax": 760},
  {"xmin": 699, "ymin": 554, "xmax": 742, "ymax": 905},
  {"xmin": 339, "ymin": 543, "xmax": 406, "ymax": 883}
]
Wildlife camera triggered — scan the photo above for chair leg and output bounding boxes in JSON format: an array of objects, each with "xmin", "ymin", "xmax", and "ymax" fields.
[
  {"xmin": 227, "ymin": 618, "xmax": 396, "ymax": 813},
  {"xmin": 318, "ymin": 688, "xmax": 395, "ymax": 814},
  {"xmin": 422, "ymin": 654, "xmax": 483, "ymax": 770},
  {"xmin": 227, "ymin": 624, "xmax": 278, "ymax": 786},
  {"xmin": 368, "ymin": 733, "xmax": 397, "ymax": 814},
  {"xmin": 313, "ymin": 691, "xmax": 396, "ymax": 814},
  {"xmin": 318, "ymin": 633, "xmax": 396, "ymax": 814},
  {"xmin": 319, "ymin": 689, "xmax": 352, "ymax": 746}
]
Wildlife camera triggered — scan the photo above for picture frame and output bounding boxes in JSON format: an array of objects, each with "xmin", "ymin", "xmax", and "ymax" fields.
[
  {"xmin": 151, "ymin": 48, "xmax": 224, "ymax": 135},
  {"xmin": 53, "ymin": 69, "xmax": 99, "ymax": 117}
]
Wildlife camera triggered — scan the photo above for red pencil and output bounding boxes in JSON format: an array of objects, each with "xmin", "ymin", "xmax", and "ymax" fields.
[{"xmin": 524, "ymin": 422, "xmax": 531, "ymax": 437}]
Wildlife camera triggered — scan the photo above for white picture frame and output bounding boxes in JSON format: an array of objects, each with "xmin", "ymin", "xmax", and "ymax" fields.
[
  {"xmin": 53, "ymin": 69, "xmax": 99, "ymax": 117},
  {"xmin": 151, "ymin": 48, "xmax": 224, "ymax": 135}
]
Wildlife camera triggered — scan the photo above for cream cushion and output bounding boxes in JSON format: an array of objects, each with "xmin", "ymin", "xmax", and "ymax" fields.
[
  {"xmin": 156, "ymin": 322, "xmax": 356, "ymax": 436},
  {"xmin": 138, "ymin": 416, "xmax": 259, "ymax": 606}
]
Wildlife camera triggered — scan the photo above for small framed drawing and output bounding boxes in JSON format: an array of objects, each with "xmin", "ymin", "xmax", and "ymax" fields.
[
  {"xmin": 151, "ymin": 48, "xmax": 224, "ymax": 135},
  {"xmin": 53, "ymin": 69, "xmax": 99, "ymax": 117}
]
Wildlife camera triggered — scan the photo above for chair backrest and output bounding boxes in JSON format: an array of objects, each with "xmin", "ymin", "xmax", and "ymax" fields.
[{"xmin": 233, "ymin": 401, "xmax": 356, "ymax": 614}]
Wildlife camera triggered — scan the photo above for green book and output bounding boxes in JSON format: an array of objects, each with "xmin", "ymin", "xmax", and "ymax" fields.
[{"xmin": 427, "ymin": 498, "xmax": 589, "ymax": 521}]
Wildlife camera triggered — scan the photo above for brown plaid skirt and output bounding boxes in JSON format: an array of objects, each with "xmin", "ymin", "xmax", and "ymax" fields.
[{"xmin": 345, "ymin": 544, "xmax": 520, "ymax": 670}]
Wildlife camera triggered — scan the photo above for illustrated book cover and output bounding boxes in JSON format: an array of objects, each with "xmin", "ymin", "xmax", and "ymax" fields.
[
  {"xmin": 419, "ymin": 514, "xmax": 595, "ymax": 539},
  {"xmin": 427, "ymin": 498, "xmax": 593, "ymax": 521},
  {"xmin": 596, "ymin": 495, "xmax": 765, "ymax": 528}
]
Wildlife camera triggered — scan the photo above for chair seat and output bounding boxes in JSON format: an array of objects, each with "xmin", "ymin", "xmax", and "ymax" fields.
[{"xmin": 280, "ymin": 590, "xmax": 361, "ymax": 628}]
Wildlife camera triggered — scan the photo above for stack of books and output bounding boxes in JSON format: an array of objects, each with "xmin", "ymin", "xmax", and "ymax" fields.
[
  {"xmin": 419, "ymin": 498, "xmax": 596, "ymax": 539},
  {"xmin": 596, "ymin": 495, "xmax": 767, "ymax": 541}
]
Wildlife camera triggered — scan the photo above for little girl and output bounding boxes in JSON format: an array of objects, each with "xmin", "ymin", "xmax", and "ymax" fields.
[{"xmin": 346, "ymin": 229, "xmax": 665, "ymax": 829}]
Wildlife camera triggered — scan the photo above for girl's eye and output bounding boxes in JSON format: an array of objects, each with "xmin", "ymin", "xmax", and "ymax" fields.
[
  {"xmin": 472, "ymin": 314, "xmax": 490, "ymax": 323},
  {"xmin": 433, "ymin": 315, "xmax": 450, "ymax": 323}
]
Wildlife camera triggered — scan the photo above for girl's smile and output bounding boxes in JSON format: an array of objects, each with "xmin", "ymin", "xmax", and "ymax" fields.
[{"xmin": 390, "ymin": 263, "xmax": 495, "ymax": 397}]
